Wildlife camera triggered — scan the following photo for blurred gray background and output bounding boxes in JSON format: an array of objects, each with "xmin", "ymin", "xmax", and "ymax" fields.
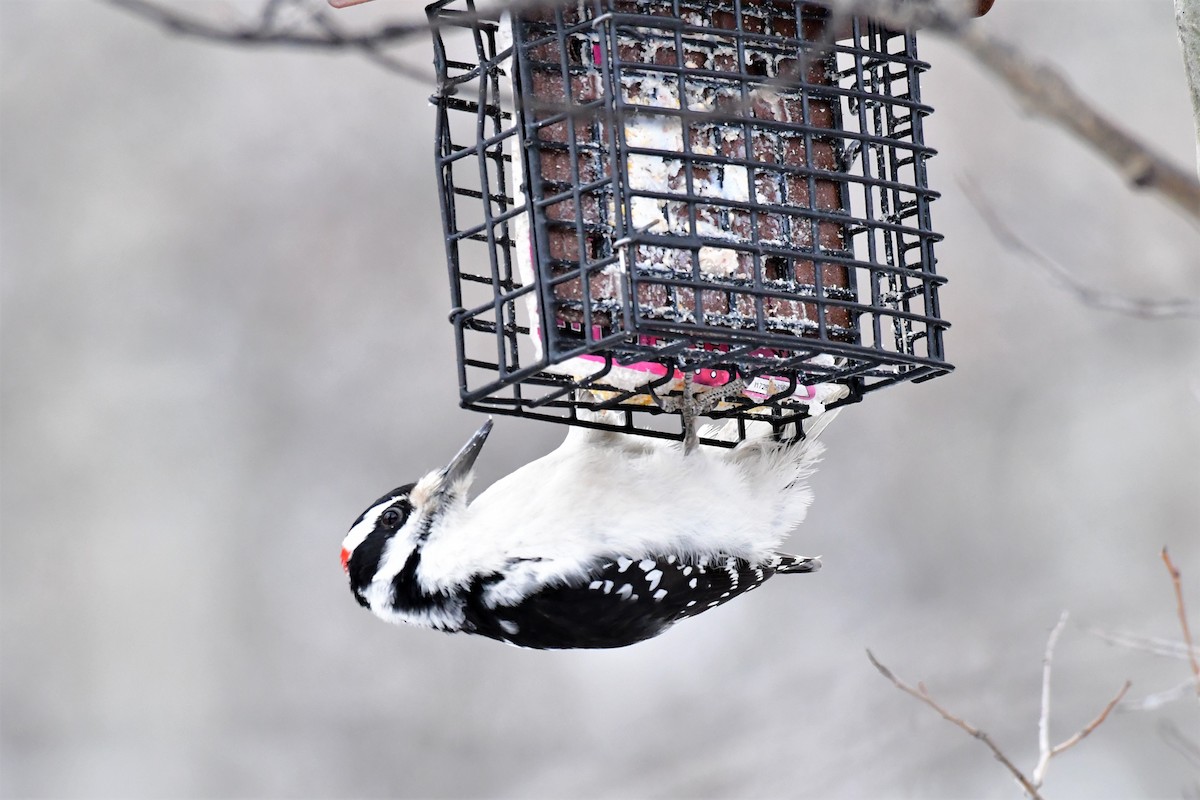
[{"xmin": 3, "ymin": 1, "xmax": 1199, "ymax": 797}]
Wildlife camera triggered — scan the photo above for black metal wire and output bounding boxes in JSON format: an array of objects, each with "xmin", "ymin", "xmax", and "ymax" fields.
[{"xmin": 427, "ymin": 0, "xmax": 950, "ymax": 444}]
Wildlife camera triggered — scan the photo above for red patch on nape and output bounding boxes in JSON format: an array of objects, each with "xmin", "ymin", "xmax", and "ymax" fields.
[{"xmin": 340, "ymin": 548, "xmax": 350, "ymax": 573}]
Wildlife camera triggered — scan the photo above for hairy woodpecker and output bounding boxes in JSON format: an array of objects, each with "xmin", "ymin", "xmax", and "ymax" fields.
[{"xmin": 341, "ymin": 415, "xmax": 828, "ymax": 649}]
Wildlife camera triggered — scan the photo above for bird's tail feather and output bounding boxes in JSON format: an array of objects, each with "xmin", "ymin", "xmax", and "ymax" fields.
[{"xmin": 774, "ymin": 553, "xmax": 821, "ymax": 573}]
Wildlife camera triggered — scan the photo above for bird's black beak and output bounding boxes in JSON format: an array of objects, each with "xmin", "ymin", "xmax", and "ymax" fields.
[{"xmin": 443, "ymin": 418, "xmax": 493, "ymax": 485}]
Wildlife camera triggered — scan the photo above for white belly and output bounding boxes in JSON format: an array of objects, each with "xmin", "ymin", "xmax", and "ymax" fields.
[{"xmin": 416, "ymin": 433, "xmax": 822, "ymax": 602}]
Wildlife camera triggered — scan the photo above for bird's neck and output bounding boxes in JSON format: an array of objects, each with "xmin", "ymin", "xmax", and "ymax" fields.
[{"xmin": 378, "ymin": 547, "xmax": 466, "ymax": 631}]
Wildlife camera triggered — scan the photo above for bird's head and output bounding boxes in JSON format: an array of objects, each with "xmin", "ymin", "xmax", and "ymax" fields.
[{"xmin": 340, "ymin": 419, "xmax": 493, "ymax": 609}]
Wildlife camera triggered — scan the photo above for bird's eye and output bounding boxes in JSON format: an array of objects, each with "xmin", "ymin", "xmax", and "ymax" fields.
[{"xmin": 380, "ymin": 508, "xmax": 403, "ymax": 530}]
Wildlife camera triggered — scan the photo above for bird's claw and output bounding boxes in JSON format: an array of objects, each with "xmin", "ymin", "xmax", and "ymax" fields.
[{"xmin": 658, "ymin": 371, "xmax": 747, "ymax": 453}]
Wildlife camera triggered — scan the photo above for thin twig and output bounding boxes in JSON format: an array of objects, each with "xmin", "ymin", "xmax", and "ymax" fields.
[
  {"xmin": 960, "ymin": 177, "xmax": 1200, "ymax": 320},
  {"xmin": 865, "ymin": 649, "xmax": 1045, "ymax": 800},
  {"xmin": 104, "ymin": 0, "xmax": 675, "ymax": 82},
  {"xmin": 104, "ymin": 0, "xmax": 434, "ymax": 80},
  {"xmin": 106, "ymin": 0, "xmax": 423, "ymax": 45},
  {"xmin": 1086, "ymin": 626, "xmax": 1200, "ymax": 662},
  {"xmin": 306, "ymin": 3, "xmax": 430, "ymax": 80},
  {"xmin": 1121, "ymin": 679, "xmax": 1198, "ymax": 712},
  {"xmin": 106, "ymin": 0, "xmax": 564, "ymax": 44},
  {"xmin": 1160, "ymin": 719, "xmax": 1200, "ymax": 770},
  {"xmin": 1029, "ymin": 614, "xmax": 1128, "ymax": 789},
  {"xmin": 1162, "ymin": 547, "xmax": 1200, "ymax": 700},
  {"xmin": 1045, "ymin": 680, "xmax": 1132, "ymax": 762},
  {"xmin": 1177, "ymin": 0, "xmax": 1200, "ymax": 178},
  {"xmin": 103, "ymin": 0, "xmax": 569, "ymax": 81},
  {"xmin": 1032, "ymin": 611, "xmax": 1070, "ymax": 788}
]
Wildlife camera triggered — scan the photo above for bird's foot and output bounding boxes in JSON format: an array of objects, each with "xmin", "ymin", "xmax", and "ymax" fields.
[{"xmin": 658, "ymin": 372, "xmax": 747, "ymax": 454}]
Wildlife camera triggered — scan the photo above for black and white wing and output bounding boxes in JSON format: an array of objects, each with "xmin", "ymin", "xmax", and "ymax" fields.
[{"xmin": 462, "ymin": 553, "xmax": 819, "ymax": 650}]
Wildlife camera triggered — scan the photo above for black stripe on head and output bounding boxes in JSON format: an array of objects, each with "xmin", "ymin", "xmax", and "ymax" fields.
[
  {"xmin": 349, "ymin": 484, "xmax": 415, "ymax": 530},
  {"xmin": 347, "ymin": 484, "xmax": 415, "ymax": 602}
]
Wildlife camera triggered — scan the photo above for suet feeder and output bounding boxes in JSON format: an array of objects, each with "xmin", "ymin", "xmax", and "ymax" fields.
[{"xmin": 428, "ymin": 0, "xmax": 962, "ymax": 444}]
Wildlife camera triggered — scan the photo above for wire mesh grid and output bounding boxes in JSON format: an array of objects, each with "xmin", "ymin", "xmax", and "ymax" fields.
[{"xmin": 429, "ymin": 0, "xmax": 951, "ymax": 444}]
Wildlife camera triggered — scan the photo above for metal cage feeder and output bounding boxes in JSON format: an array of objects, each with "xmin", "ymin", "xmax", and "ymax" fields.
[{"xmin": 428, "ymin": 0, "xmax": 952, "ymax": 444}]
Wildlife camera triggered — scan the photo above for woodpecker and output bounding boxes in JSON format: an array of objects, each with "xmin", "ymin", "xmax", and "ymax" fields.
[{"xmin": 340, "ymin": 414, "xmax": 829, "ymax": 649}]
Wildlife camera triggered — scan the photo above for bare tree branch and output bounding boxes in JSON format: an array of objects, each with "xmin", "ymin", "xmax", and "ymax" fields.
[
  {"xmin": 102, "ymin": 0, "xmax": 435, "ymax": 80},
  {"xmin": 1162, "ymin": 546, "xmax": 1200, "ymax": 700},
  {"xmin": 830, "ymin": 0, "xmax": 1200, "ymax": 223},
  {"xmin": 950, "ymin": 20, "xmax": 1200, "ymax": 222},
  {"xmin": 105, "ymin": 0, "xmax": 1200, "ymax": 226},
  {"xmin": 106, "ymin": 0, "xmax": 422, "ymax": 46},
  {"xmin": 865, "ymin": 649, "xmax": 1045, "ymax": 800},
  {"xmin": 1088, "ymin": 554, "xmax": 1200, "ymax": 713},
  {"xmin": 870, "ymin": 632, "xmax": 1131, "ymax": 797},
  {"xmin": 960, "ymin": 177, "xmax": 1200, "ymax": 320},
  {"xmin": 1032, "ymin": 611, "xmax": 1070, "ymax": 788}
]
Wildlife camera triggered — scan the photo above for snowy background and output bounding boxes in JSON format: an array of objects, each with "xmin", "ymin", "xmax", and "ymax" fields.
[{"xmin": 3, "ymin": 1, "xmax": 1199, "ymax": 797}]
